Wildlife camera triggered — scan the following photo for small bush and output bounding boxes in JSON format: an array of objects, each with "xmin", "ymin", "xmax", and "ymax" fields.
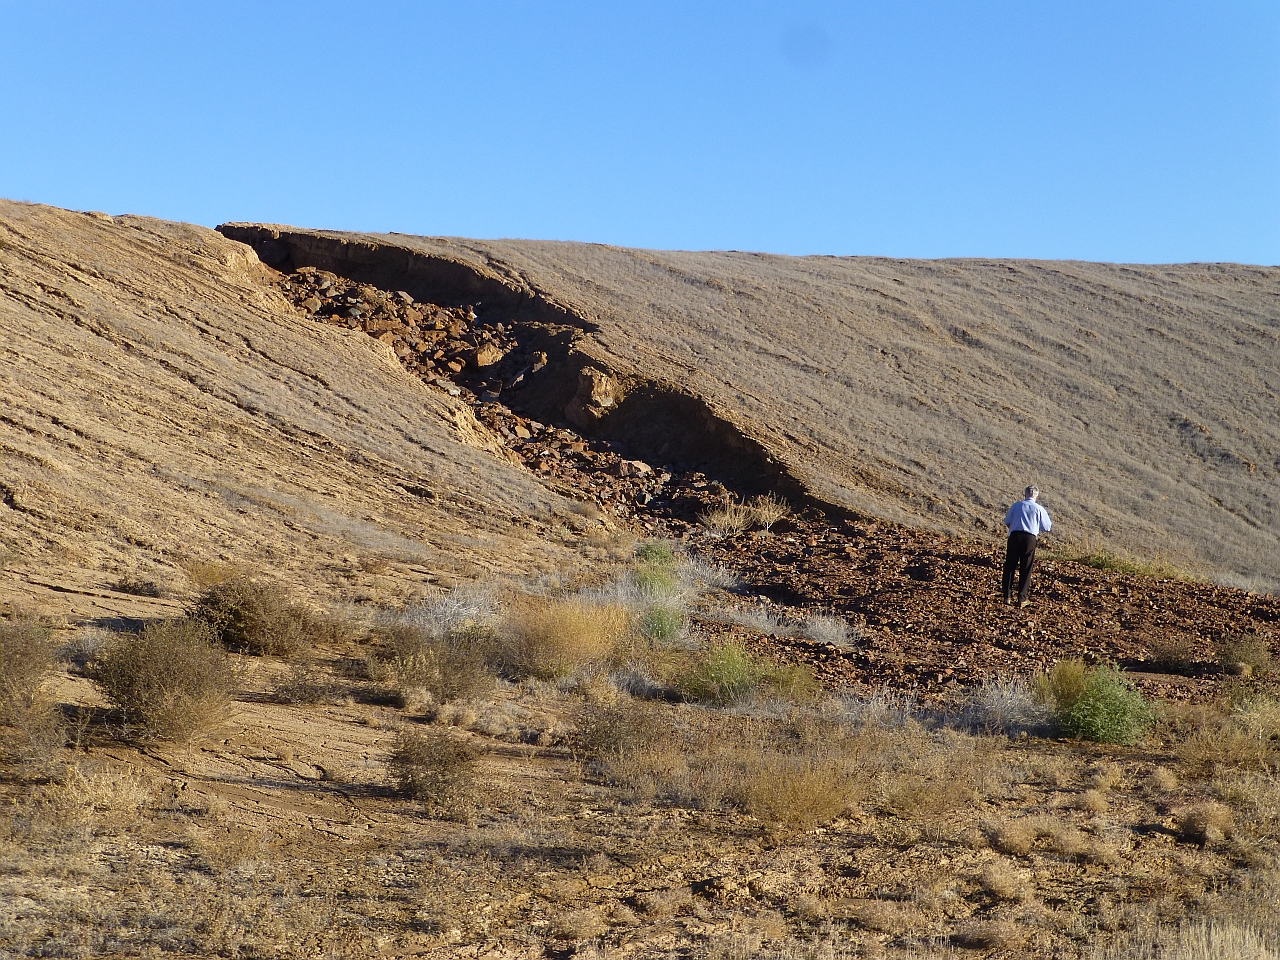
[
  {"xmin": 368, "ymin": 624, "xmax": 491, "ymax": 706},
  {"xmin": 499, "ymin": 599, "xmax": 629, "ymax": 679},
  {"xmin": 632, "ymin": 564, "xmax": 679, "ymax": 598},
  {"xmin": 1051, "ymin": 665, "xmax": 1154, "ymax": 745},
  {"xmin": 388, "ymin": 728, "xmax": 480, "ymax": 812},
  {"xmin": 192, "ymin": 576, "xmax": 318, "ymax": 657},
  {"xmin": 746, "ymin": 492, "xmax": 791, "ymax": 531},
  {"xmin": 634, "ymin": 541, "xmax": 676, "ymax": 567},
  {"xmin": 1144, "ymin": 636, "xmax": 1197, "ymax": 675},
  {"xmin": 1216, "ymin": 632, "xmax": 1274, "ymax": 678},
  {"xmin": 110, "ymin": 576, "xmax": 164, "ymax": 598},
  {"xmin": 1176, "ymin": 802, "xmax": 1234, "ymax": 846},
  {"xmin": 1033, "ymin": 659, "xmax": 1089, "ymax": 712},
  {"xmin": 0, "ymin": 617, "xmax": 53, "ymax": 727},
  {"xmin": 639, "ymin": 604, "xmax": 684, "ymax": 642},
  {"xmin": 676, "ymin": 644, "xmax": 762, "ymax": 705},
  {"xmin": 0, "ymin": 617, "xmax": 62, "ymax": 763},
  {"xmin": 698, "ymin": 502, "xmax": 751, "ymax": 536},
  {"xmin": 955, "ymin": 677, "xmax": 1051, "ymax": 736},
  {"xmin": 737, "ymin": 752, "xmax": 850, "ymax": 830},
  {"xmin": 675, "ymin": 644, "xmax": 816, "ymax": 706},
  {"xmin": 92, "ymin": 618, "xmax": 237, "ymax": 741}
]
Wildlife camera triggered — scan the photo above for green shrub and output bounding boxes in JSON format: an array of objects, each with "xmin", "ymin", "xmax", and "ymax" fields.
[
  {"xmin": 639, "ymin": 604, "xmax": 684, "ymax": 642},
  {"xmin": 192, "ymin": 576, "xmax": 317, "ymax": 657},
  {"xmin": 388, "ymin": 727, "xmax": 480, "ymax": 813},
  {"xmin": 92, "ymin": 618, "xmax": 238, "ymax": 741},
  {"xmin": 634, "ymin": 541, "xmax": 676, "ymax": 567},
  {"xmin": 633, "ymin": 564, "xmax": 679, "ymax": 598},
  {"xmin": 677, "ymin": 644, "xmax": 761, "ymax": 705},
  {"xmin": 1051, "ymin": 665, "xmax": 1154, "ymax": 745}
]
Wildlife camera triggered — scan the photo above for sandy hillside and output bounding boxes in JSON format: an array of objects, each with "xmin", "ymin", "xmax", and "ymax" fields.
[
  {"xmin": 0, "ymin": 201, "xmax": 593, "ymax": 619},
  {"xmin": 222, "ymin": 224, "xmax": 1280, "ymax": 589}
]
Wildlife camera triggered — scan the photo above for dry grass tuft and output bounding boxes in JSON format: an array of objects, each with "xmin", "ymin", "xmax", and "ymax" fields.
[
  {"xmin": 1148, "ymin": 766, "xmax": 1180, "ymax": 792},
  {"xmin": 91, "ymin": 618, "xmax": 238, "ymax": 741},
  {"xmin": 1075, "ymin": 789, "xmax": 1110, "ymax": 814},
  {"xmin": 698, "ymin": 501, "xmax": 753, "ymax": 536},
  {"xmin": 1176, "ymin": 802, "xmax": 1235, "ymax": 846},
  {"xmin": 747, "ymin": 492, "xmax": 792, "ymax": 531},
  {"xmin": 499, "ymin": 598, "xmax": 630, "ymax": 679},
  {"xmin": 978, "ymin": 858, "xmax": 1033, "ymax": 902}
]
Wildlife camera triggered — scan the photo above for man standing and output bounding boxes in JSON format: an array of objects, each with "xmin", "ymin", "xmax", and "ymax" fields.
[{"xmin": 1003, "ymin": 485, "xmax": 1052, "ymax": 608}]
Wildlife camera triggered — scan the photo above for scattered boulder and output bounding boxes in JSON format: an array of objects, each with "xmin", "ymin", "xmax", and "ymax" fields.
[{"xmin": 565, "ymin": 365, "xmax": 624, "ymax": 428}]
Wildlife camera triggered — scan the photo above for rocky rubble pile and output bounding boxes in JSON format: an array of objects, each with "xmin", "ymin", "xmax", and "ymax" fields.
[{"xmin": 279, "ymin": 267, "xmax": 743, "ymax": 531}]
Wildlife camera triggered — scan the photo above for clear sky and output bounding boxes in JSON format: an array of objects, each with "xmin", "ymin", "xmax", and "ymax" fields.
[{"xmin": 2, "ymin": 1, "xmax": 1277, "ymax": 262}]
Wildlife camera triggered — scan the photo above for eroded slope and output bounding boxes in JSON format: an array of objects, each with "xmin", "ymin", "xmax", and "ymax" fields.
[
  {"xmin": 221, "ymin": 223, "xmax": 1280, "ymax": 588},
  {"xmin": 0, "ymin": 202, "xmax": 588, "ymax": 615}
]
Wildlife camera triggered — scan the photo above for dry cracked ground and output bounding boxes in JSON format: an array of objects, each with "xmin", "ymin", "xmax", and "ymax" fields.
[{"xmin": 2, "ymin": 200, "xmax": 1279, "ymax": 960}]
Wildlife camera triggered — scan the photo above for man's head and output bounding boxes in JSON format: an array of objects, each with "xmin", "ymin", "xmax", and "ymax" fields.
[{"xmin": 1024, "ymin": 485, "xmax": 1040, "ymax": 501}]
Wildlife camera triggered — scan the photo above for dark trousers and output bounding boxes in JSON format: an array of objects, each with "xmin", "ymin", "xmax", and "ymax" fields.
[{"xmin": 1002, "ymin": 531, "xmax": 1038, "ymax": 603}]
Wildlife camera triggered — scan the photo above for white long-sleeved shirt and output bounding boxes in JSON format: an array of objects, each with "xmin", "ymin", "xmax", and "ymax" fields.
[{"xmin": 1004, "ymin": 498, "xmax": 1052, "ymax": 537}]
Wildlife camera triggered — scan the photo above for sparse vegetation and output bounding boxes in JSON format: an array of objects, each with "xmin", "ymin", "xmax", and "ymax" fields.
[
  {"xmin": 698, "ymin": 501, "xmax": 752, "ymax": 535},
  {"xmin": 1068, "ymin": 549, "xmax": 1191, "ymax": 580},
  {"xmin": 91, "ymin": 618, "xmax": 238, "ymax": 740},
  {"xmin": 367, "ymin": 623, "xmax": 491, "ymax": 707},
  {"xmin": 0, "ymin": 616, "xmax": 62, "ymax": 763},
  {"xmin": 109, "ymin": 575, "xmax": 165, "ymax": 598},
  {"xmin": 746, "ymin": 492, "xmax": 791, "ymax": 531}
]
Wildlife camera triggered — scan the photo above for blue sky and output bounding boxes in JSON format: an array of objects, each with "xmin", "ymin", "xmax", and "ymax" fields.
[{"xmin": 1, "ymin": 2, "xmax": 1276, "ymax": 262}]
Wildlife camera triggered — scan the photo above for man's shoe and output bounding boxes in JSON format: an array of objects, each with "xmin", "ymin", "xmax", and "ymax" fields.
[
  {"xmin": 1002, "ymin": 595, "xmax": 1013, "ymax": 606},
  {"xmin": 1019, "ymin": 600, "xmax": 1031, "ymax": 609}
]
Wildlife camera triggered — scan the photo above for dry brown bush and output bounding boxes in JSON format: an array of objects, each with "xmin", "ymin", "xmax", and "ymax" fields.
[
  {"xmin": 746, "ymin": 493, "xmax": 791, "ymax": 531},
  {"xmin": 1215, "ymin": 632, "xmax": 1274, "ymax": 678},
  {"xmin": 192, "ymin": 576, "xmax": 329, "ymax": 657},
  {"xmin": 1176, "ymin": 802, "xmax": 1235, "ymax": 846},
  {"xmin": 499, "ymin": 598, "xmax": 629, "ymax": 679},
  {"xmin": 367, "ymin": 624, "xmax": 491, "ymax": 706},
  {"xmin": 388, "ymin": 727, "xmax": 482, "ymax": 814},
  {"xmin": 91, "ymin": 618, "xmax": 237, "ymax": 741},
  {"xmin": 698, "ymin": 502, "xmax": 752, "ymax": 536},
  {"xmin": 0, "ymin": 616, "xmax": 63, "ymax": 764}
]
